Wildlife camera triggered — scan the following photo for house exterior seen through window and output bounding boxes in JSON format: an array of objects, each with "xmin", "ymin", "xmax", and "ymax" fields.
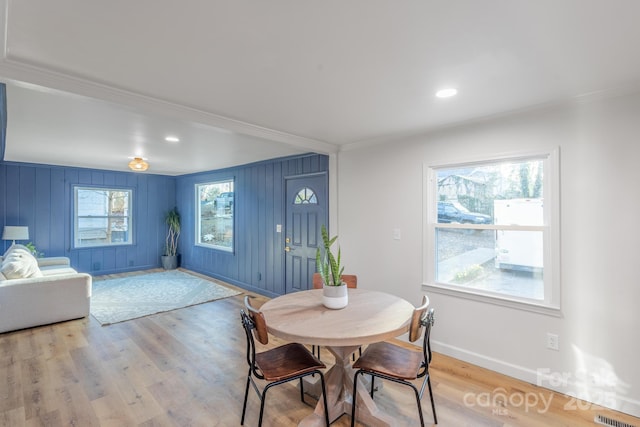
[
  {"xmin": 196, "ymin": 180, "xmax": 234, "ymax": 252},
  {"xmin": 425, "ymin": 151, "xmax": 559, "ymax": 312},
  {"xmin": 74, "ymin": 187, "xmax": 133, "ymax": 248}
]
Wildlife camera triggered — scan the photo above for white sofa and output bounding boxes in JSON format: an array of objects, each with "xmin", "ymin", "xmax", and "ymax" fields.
[{"xmin": 0, "ymin": 246, "xmax": 92, "ymax": 334}]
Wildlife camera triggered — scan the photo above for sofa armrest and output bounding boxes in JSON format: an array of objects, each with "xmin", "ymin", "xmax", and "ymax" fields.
[
  {"xmin": 0, "ymin": 273, "xmax": 92, "ymax": 333},
  {"xmin": 37, "ymin": 257, "xmax": 71, "ymax": 268}
]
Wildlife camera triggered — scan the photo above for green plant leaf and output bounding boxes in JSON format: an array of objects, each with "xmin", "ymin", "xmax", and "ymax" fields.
[
  {"xmin": 316, "ymin": 224, "xmax": 345, "ymax": 286},
  {"xmin": 164, "ymin": 207, "xmax": 181, "ymax": 256}
]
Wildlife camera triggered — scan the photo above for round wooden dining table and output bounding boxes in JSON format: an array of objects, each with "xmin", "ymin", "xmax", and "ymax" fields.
[{"xmin": 260, "ymin": 288, "xmax": 416, "ymax": 426}]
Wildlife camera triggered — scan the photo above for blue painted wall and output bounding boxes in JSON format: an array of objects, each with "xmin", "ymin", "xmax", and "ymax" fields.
[
  {"xmin": 0, "ymin": 162, "xmax": 175, "ymax": 274},
  {"xmin": 176, "ymin": 153, "xmax": 329, "ymax": 297},
  {"xmin": 0, "ymin": 153, "xmax": 328, "ymax": 296}
]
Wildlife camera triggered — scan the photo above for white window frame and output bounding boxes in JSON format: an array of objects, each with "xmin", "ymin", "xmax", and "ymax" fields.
[
  {"xmin": 423, "ymin": 149, "xmax": 561, "ymax": 315},
  {"xmin": 195, "ymin": 179, "xmax": 234, "ymax": 253},
  {"xmin": 73, "ymin": 186, "xmax": 133, "ymax": 248}
]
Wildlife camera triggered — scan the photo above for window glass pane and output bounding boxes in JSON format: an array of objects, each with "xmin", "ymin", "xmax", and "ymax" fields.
[
  {"xmin": 77, "ymin": 217, "xmax": 108, "ymax": 244},
  {"xmin": 435, "ymin": 228, "xmax": 543, "ymax": 300},
  {"xmin": 294, "ymin": 187, "xmax": 318, "ymax": 204},
  {"xmin": 74, "ymin": 187, "xmax": 132, "ymax": 247},
  {"xmin": 197, "ymin": 180, "xmax": 234, "ymax": 251},
  {"xmin": 437, "ymin": 159, "xmax": 543, "ymax": 225},
  {"xmin": 427, "ymin": 153, "xmax": 557, "ymax": 308}
]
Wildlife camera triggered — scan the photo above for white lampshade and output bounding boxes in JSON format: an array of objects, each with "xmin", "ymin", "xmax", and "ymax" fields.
[{"xmin": 2, "ymin": 226, "xmax": 29, "ymax": 244}]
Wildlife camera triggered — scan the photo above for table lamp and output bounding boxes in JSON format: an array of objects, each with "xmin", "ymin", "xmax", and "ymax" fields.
[{"xmin": 2, "ymin": 226, "xmax": 29, "ymax": 246}]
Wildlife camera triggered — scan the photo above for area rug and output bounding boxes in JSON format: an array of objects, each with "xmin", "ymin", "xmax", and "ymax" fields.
[{"xmin": 90, "ymin": 270, "xmax": 241, "ymax": 325}]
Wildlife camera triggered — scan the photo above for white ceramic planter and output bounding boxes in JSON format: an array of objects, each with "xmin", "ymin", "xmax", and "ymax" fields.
[{"xmin": 322, "ymin": 283, "xmax": 348, "ymax": 309}]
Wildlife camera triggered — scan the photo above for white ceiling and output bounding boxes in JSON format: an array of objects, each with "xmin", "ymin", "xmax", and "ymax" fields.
[{"xmin": 1, "ymin": 0, "xmax": 640, "ymax": 175}]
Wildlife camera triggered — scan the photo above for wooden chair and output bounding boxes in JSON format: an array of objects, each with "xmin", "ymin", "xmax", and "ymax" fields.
[
  {"xmin": 240, "ymin": 296, "xmax": 330, "ymax": 427},
  {"xmin": 350, "ymin": 296, "xmax": 437, "ymax": 426},
  {"xmin": 312, "ymin": 273, "xmax": 358, "ymax": 290},
  {"xmin": 311, "ymin": 273, "xmax": 359, "ymax": 361}
]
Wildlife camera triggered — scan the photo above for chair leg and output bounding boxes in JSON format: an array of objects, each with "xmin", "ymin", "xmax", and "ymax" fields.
[
  {"xmin": 427, "ymin": 376, "xmax": 438, "ymax": 424},
  {"xmin": 410, "ymin": 381, "xmax": 425, "ymax": 427},
  {"xmin": 358, "ymin": 372, "xmax": 431, "ymax": 427},
  {"xmin": 241, "ymin": 374, "xmax": 251, "ymax": 425},
  {"xmin": 351, "ymin": 346, "xmax": 362, "ymax": 362},
  {"xmin": 369, "ymin": 376, "xmax": 375, "ymax": 398},
  {"xmin": 299, "ymin": 378, "xmax": 304, "ymax": 402},
  {"xmin": 318, "ymin": 372, "xmax": 330, "ymax": 426},
  {"xmin": 351, "ymin": 370, "xmax": 362, "ymax": 427},
  {"xmin": 418, "ymin": 373, "xmax": 438, "ymax": 424},
  {"xmin": 259, "ymin": 383, "xmax": 277, "ymax": 427},
  {"xmin": 311, "ymin": 345, "xmax": 321, "ymax": 361}
]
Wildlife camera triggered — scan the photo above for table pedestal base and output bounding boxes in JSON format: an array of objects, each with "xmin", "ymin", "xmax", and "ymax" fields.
[{"xmin": 299, "ymin": 345, "xmax": 396, "ymax": 427}]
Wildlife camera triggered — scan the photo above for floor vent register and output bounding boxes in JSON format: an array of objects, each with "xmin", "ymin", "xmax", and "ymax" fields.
[{"xmin": 595, "ymin": 414, "xmax": 636, "ymax": 427}]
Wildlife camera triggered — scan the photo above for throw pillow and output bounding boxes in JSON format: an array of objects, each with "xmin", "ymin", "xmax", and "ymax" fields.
[
  {"xmin": 0, "ymin": 248, "xmax": 43, "ymax": 279},
  {"xmin": 3, "ymin": 243, "xmax": 31, "ymax": 259}
]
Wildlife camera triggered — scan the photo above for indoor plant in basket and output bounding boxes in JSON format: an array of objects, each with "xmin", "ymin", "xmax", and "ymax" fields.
[
  {"xmin": 161, "ymin": 207, "xmax": 181, "ymax": 270},
  {"xmin": 316, "ymin": 224, "xmax": 348, "ymax": 309}
]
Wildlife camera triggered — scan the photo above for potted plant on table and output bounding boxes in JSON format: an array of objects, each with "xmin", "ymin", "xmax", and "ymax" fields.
[
  {"xmin": 316, "ymin": 224, "xmax": 348, "ymax": 309},
  {"xmin": 161, "ymin": 207, "xmax": 181, "ymax": 270}
]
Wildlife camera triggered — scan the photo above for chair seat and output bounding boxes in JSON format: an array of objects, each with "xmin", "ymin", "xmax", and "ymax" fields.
[
  {"xmin": 353, "ymin": 341, "xmax": 423, "ymax": 380},
  {"xmin": 256, "ymin": 342, "xmax": 326, "ymax": 382},
  {"xmin": 351, "ymin": 302, "xmax": 436, "ymax": 427}
]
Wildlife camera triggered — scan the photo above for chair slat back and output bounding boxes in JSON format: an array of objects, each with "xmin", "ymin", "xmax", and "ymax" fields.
[
  {"xmin": 312, "ymin": 273, "xmax": 323, "ymax": 289},
  {"xmin": 408, "ymin": 295, "xmax": 429, "ymax": 342},
  {"xmin": 341, "ymin": 274, "xmax": 358, "ymax": 288},
  {"xmin": 312, "ymin": 273, "xmax": 358, "ymax": 289},
  {"xmin": 244, "ymin": 296, "xmax": 269, "ymax": 345}
]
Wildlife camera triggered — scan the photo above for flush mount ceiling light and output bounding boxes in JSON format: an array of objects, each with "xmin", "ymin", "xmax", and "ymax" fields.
[
  {"xmin": 435, "ymin": 88, "xmax": 458, "ymax": 98},
  {"xmin": 165, "ymin": 136, "xmax": 180, "ymax": 143},
  {"xmin": 128, "ymin": 157, "xmax": 149, "ymax": 171}
]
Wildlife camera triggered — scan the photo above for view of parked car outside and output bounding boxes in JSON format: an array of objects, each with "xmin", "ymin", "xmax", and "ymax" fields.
[{"xmin": 435, "ymin": 159, "xmax": 544, "ymax": 300}]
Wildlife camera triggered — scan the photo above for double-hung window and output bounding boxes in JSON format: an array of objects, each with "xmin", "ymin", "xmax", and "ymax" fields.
[
  {"xmin": 196, "ymin": 179, "xmax": 234, "ymax": 252},
  {"xmin": 74, "ymin": 187, "xmax": 133, "ymax": 248},
  {"xmin": 425, "ymin": 150, "xmax": 559, "ymax": 312}
]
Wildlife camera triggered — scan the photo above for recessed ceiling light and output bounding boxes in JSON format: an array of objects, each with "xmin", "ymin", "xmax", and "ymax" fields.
[
  {"xmin": 436, "ymin": 88, "xmax": 458, "ymax": 98},
  {"xmin": 165, "ymin": 136, "xmax": 180, "ymax": 143}
]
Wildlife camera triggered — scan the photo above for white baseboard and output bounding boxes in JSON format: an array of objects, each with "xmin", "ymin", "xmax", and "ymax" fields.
[{"xmin": 432, "ymin": 340, "xmax": 640, "ymax": 419}]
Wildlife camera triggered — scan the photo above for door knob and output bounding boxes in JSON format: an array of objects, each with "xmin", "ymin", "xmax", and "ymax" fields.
[{"xmin": 285, "ymin": 246, "xmax": 292, "ymax": 252}]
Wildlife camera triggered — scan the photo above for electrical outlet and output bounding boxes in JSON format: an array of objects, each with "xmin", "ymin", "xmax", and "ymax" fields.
[{"xmin": 546, "ymin": 333, "xmax": 559, "ymax": 351}]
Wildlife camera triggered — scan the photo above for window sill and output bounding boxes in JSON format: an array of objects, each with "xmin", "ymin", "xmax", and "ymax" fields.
[
  {"xmin": 73, "ymin": 243, "xmax": 134, "ymax": 250},
  {"xmin": 423, "ymin": 282, "xmax": 562, "ymax": 317},
  {"xmin": 195, "ymin": 243, "xmax": 234, "ymax": 253}
]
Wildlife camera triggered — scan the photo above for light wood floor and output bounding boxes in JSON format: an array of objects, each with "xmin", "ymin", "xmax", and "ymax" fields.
[{"xmin": 1, "ymin": 269, "xmax": 638, "ymax": 426}]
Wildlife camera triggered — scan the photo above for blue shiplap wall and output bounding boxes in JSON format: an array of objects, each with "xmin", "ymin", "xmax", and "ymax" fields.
[
  {"xmin": 0, "ymin": 162, "xmax": 176, "ymax": 274},
  {"xmin": 0, "ymin": 153, "xmax": 328, "ymax": 295},
  {"xmin": 176, "ymin": 153, "xmax": 329, "ymax": 297}
]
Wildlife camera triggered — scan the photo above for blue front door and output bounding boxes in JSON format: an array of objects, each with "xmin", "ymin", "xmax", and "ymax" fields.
[{"xmin": 284, "ymin": 173, "xmax": 327, "ymax": 293}]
